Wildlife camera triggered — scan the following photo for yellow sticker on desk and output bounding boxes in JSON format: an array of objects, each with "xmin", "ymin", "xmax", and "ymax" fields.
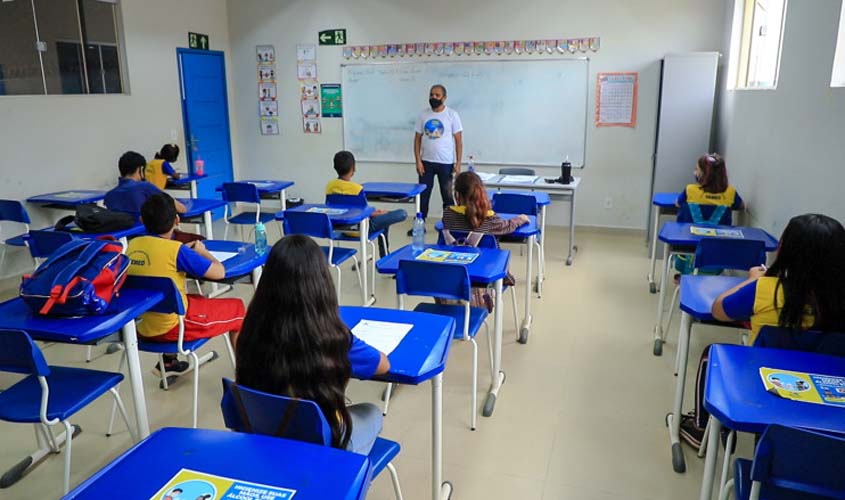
[{"xmin": 151, "ymin": 468, "xmax": 296, "ymax": 500}]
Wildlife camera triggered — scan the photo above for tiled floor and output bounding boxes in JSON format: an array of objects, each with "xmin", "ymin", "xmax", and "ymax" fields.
[{"xmin": 0, "ymin": 223, "xmax": 754, "ymax": 499}]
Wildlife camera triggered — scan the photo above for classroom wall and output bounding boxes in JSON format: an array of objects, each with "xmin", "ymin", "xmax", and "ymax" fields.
[
  {"xmin": 715, "ymin": 0, "xmax": 845, "ymax": 235},
  {"xmin": 226, "ymin": 0, "xmax": 726, "ymax": 229},
  {"xmin": 0, "ymin": 0, "xmax": 237, "ymax": 228}
]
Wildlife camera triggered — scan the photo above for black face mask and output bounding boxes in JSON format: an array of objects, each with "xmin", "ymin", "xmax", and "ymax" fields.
[{"xmin": 429, "ymin": 98, "xmax": 442, "ymax": 109}]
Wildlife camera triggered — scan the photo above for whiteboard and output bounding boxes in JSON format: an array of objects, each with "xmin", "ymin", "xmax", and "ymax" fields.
[{"xmin": 341, "ymin": 59, "xmax": 589, "ymax": 167}]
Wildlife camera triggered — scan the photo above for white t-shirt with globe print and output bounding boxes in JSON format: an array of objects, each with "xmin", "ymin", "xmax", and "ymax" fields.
[{"xmin": 415, "ymin": 106, "xmax": 463, "ymax": 164}]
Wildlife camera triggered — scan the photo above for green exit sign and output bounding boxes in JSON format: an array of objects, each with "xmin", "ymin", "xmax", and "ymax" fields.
[
  {"xmin": 188, "ymin": 32, "xmax": 210, "ymax": 50},
  {"xmin": 318, "ymin": 29, "xmax": 346, "ymax": 46}
]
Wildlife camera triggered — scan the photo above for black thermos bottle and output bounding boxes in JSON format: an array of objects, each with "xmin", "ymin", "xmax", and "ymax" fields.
[{"xmin": 560, "ymin": 160, "xmax": 572, "ymax": 184}]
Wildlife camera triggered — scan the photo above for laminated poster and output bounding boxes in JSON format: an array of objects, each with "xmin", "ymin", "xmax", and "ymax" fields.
[
  {"xmin": 150, "ymin": 468, "xmax": 295, "ymax": 500},
  {"xmin": 255, "ymin": 45, "xmax": 275, "ymax": 63},
  {"xmin": 760, "ymin": 367, "xmax": 845, "ymax": 407}
]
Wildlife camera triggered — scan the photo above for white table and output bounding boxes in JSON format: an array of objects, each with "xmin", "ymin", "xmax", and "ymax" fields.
[{"xmin": 483, "ymin": 175, "xmax": 581, "ymax": 265}]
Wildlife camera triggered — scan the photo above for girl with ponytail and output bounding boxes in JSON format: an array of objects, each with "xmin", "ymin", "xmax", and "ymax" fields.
[{"xmin": 443, "ymin": 171, "xmax": 529, "ymax": 234}]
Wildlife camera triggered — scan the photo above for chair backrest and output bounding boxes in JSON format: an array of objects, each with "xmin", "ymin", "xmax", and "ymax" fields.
[
  {"xmin": 283, "ymin": 211, "xmax": 334, "ymax": 240},
  {"xmin": 436, "ymin": 229, "xmax": 499, "ymax": 249},
  {"xmin": 491, "ymin": 192, "xmax": 538, "ymax": 216},
  {"xmin": 0, "ymin": 200, "xmax": 31, "ymax": 224},
  {"xmin": 123, "ymin": 275, "xmax": 186, "ymax": 315},
  {"xmin": 326, "ymin": 192, "xmax": 368, "ymax": 208},
  {"xmin": 693, "ymin": 237, "xmax": 766, "ymax": 272},
  {"xmin": 0, "ymin": 329, "xmax": 49, "ymax": 376},
  {"xmin": 27, "ymin": 230, "xmax": 74, "ymax": 259},
  {"xmin": 396, "ymin": 260, "xmax": 471, "ymax": 301},
  {"xmin": 754, "ymin": 326, "xmax": 845, "ymax": 357},
  {"xmin": 498, "ymin": 167, "xmax": 535, "ymax": 176},
  {"xmin": 751, "ymin": 424, "xmax": 845, "ymax": 498},
  {"xmin": 221, "ymin": 182, "xmax": 262, "ymax": 204},
  {"xmin": 220, "ymin": 378, "xmax": 333, "ymax": 446}
]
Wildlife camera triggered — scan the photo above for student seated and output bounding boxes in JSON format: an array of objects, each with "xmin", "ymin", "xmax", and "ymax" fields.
[
  {"xmin": 678, "ymin": 213, "xmax": 845, "ymax": 448},
  {"xmin": 236, "ymin": 234, "xmax": 390, "ymax": 455},
  {"xmin": 145, "ymin": 143, "xmax": 182, "ymax": 191},
  {"xmin": 127, "ymin": 193, "xmax": 245, "ymax": 376},
  {"xmin": 326, "ymin": 150, "xmax": 407, "ymax": 257}
]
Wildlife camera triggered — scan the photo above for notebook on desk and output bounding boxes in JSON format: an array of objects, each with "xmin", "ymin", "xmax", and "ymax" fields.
[{"xmin": 499, "ymin": 175, "xmax": 539, "ymax": 184}]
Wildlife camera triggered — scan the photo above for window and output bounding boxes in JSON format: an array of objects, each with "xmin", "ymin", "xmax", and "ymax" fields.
[
  {"xmin": 727, "ymin": 0, "xmax": 788, "ymax": 89},
  {"xmin": 832, "ymin": 0, "xmax": 845, "ymax": 87},
  {"xmin": 0, "ymin": 0, "xmax": 125, "ymax": 96}
]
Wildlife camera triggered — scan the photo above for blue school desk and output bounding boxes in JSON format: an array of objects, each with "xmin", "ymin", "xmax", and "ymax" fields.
[
  {"xmin": 176, "ymin": 197, "xmax": 226, "ymax": 239},
  {"xmin": 377, "ymin": 244, "xmax": 510, "ymax": 418},
  {"xmin": 27, "ymin": 223, "xmax": 147, "ymax": 249},
  {"xmin": 699, "ymin": 345, "xmax": 845, "ymax": 500},
  {"xmin": 433, "ymin": 214, "xmax": 539, "ymax": 343},
  {"xmin": 27, "ymin": 190, "xmax": 107, "ymax": 210},
  {"xmin": 340, "ymin": 306, "xmax": 455, "ymax": 500},
  {"xmin": 361, "ymin": 182, "xmax": 426, "ymax": 213},
  {"xmin": 483, "ymin": 174, "xmax": 581, "ymax": 265},
  {"xmin": 63, "ymin": 427, "xmax": 372, "ymax": 500},
  {"xmin": 653, "ymin": 222, "xmax": 778, "ymax": 346},
  {"xmin": 218, "ymin": 179, "xmax": 295, "ymax": 208},
  {"xmin": 663, "ymin": 275, "xmax": 745, "ymax": 474},
  {"xmin": 647, "ymin": 192, "xmax": 680, "ymax": 293},
  {"xmin": 281, "ymin": 204, "xmax": 376, "ymax": 305},
  {"xmin": 0, "ymin": 288, "xmax": 164, "ymax": 443},
  {"xmin": 202, "ymin": 240, "xmax": 267, "ymax": 287},
  {"xmin": 166, "ymin": 172, "xmax": 207, "ymax": 198}
]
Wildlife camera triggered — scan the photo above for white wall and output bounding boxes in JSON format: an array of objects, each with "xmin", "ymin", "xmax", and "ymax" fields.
[
  {"xmin": 0, "ymin": 0, "xmax": 236, "ymax": 228},
  {"xmin": 716, "ymin": 0, "xmax": 845, "ymax": 235},
  {"xmin": 226, "ymin": 0, "xmax": 726, "ymax": 229}
]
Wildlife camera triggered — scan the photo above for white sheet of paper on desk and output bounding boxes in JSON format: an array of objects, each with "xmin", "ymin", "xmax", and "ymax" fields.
[
  {"xmin": 500, "ymin": 175, "xmax": 538, "ymax": 184},
  {"xmin": 209, "ymin": 251, "xmax": 238, "ymax": 263},
  {"xmin": 474, "ymin": 171, "xmax": 499, "ymax": 182},
  {"xmin": 248, "ymin": 181, "xmax": 274, "ymax": 188},
  {"xmin": 351, "ymin": 319, "xmax": 413, "ymax": 355}
]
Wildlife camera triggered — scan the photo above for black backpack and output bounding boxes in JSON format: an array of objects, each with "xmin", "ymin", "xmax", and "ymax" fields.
[{"xmin": 55, "ymin": 205, "xmax": 137, "ymax": 234}]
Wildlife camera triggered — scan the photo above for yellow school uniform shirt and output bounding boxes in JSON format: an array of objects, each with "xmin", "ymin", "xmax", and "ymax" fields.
[
  {"xmin": 145, "ymin": 159, "xmax": 169, "ymax": 191},
  {"xmin": 683, "ymin": 184, "xmax": 738, "ymax": 207},
  {"xmin": 723, "ymin": 276, "xmax": 815, "ymax": 344},
  {"xmin": 325, "ymin": 178, "xmax": 364, "ymax": 195},
  {"xmin": 126, "ymin": 236, "xmax": 188, "ymax": 337}
]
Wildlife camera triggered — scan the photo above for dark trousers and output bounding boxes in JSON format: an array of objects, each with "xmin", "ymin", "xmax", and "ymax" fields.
[{"xmin": 419, "ymin": 161, "xmax": 455, "ymax": 219}]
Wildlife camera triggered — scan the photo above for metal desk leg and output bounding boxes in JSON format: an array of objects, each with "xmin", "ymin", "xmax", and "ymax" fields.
[
  {"xmin": 122, "ymin": 320, "xmax": 150, "ymax": 439},
  {"xmin": 566, "ymin": 189, "xmax": 577, "ymax": 265},
  {"xmin": 279, "ymin": 190, "xmax": 287, "ymax": 211},
  {"xmin": 653, "ymin": 243, "xmax": 672, "ymax": 356},
  {"xmin": 251, "ymin": 266, "xmax": 263, "ymax": 290},
  {"xmin": 666, "ymin": 312, "xmax": 691, "ymax": 473},
  {"xmin": 700, "ymin": 417, "xmax": 722, "ymax": 500},
  {"xmin": 518, "ymin": 235, "xmax": 534, "ymax": 344},
  {"xmin": 189, "ymin": 180, "xmax": 198, "ymax": 199},
  {"xmin": 648, "ymin": 205, "xmax": 660, "ymax": 293},
  {"xmin": 359, "ymin": 218, "xmax": 374, "ymax": 306},
  {"xmin": 432, "ymin": 373, "xmax": 452, "ymax": 500},
  {"xmin": 537, "ymin": 205, "xmax": 546, "ymax": 297},
  {"xmin": 483, "ymin": 278, "xmax": 505, "ymax": 417}
]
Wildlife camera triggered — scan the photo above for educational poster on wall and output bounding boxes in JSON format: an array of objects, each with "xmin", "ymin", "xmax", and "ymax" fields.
[
  {"xmin": 300, "ymin": 82, "xmax": 321, "ymax": 133},
  {"xmin": 303, "ymin": 117, "xmax": 321, "ymax": 134},
  {"xmin": 301, "ymin": 99, "xmax": 320, "ymax": 118},
  {"xmin": 150, "ymin": 468, "xmax": 296, "ymax": 500},
  {"xmin": 260, "ymin": 100, "xmax": 278, "ymax": 117},
  {"xmin": 257, "ymin": 44, "xmax": 278, "ymax": 136},
  {"xmin": 260, "ymin": 118, "xmax": 279, "ymax": 135},
  {"xmin": 297, "ymin": 62, "xmax": 317, "ymax": 80},
  {"xmin": 258, "ymin": 64, "xmax": 276, "ymax": 82},
  {"xmin": 296, "ymin": 43, "xmax": 316, "ymax": 61},
  {"xmin": 595, "ymin": 72, "xmax": 638, "ymax": 128},
  {"xmin": 256, "ymin": 45, "xmax": 275, "ymax": 63},
  {"xmin": 300, "ymin": 82, "xmax": 318, "ymax": 100},
  {"xmin": 259, "ymin": 82, "xmax": 277, "ymax": 100},
  {"xmin": 320, "ymin": 83, "xmax": 342, "ymax": 118},
  {"xmin": 341, "ymin": 37, "xmax": 601, "ymax": 59}
]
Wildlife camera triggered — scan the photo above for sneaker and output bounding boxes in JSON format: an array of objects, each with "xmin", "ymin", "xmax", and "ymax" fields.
[
  {"xmin": 151, "ymin": 358, "xmax": 190, "ymax": 378},
  {"xmin": 679, "ymin": 413, "xmax": 704, "ymax": 449}
]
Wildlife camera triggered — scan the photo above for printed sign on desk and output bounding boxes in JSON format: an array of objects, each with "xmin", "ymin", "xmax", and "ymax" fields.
[
  {"xmin": 760, "ymin": 367, "xmax": 845, "ymax": 407},
  {"xmin": 415, "ymin": 248, "xmax": 479, "ymax": 264},
  {"xmin": 150, "ymin": 468, "xmax": 296, "ymax": 500}
]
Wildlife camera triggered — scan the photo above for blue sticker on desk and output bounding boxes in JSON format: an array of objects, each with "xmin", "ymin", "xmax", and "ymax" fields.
[{"xmin": 151, "ymin": 469, "xmax": 296, "ymax": 500}]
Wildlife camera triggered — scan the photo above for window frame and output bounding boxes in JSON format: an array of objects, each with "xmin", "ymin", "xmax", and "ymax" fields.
[{"xmin": 727, "ymin": 0, "xmax": 789, "ymax": 91}]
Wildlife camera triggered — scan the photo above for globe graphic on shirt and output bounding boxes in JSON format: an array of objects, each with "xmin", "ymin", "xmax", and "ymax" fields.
[{"xmin": 424, "ymin": 119, "xmax": 444, "ymax": 139}]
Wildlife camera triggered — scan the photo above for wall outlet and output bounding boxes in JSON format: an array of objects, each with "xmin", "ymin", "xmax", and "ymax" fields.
[
  {"xmin": 170, "ymin": 129, "xmax": 178, "ymax": 141},
  {"xmin": 603, "ymin": 196, "xmax": 613, "ymax": 209}
]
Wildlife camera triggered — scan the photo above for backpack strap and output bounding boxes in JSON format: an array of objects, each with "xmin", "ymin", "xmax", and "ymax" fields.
[
  {"xmin": 30, "ymin": 238, "xmax": 89, "ymax": 275},
  {"xmin": 689, "ymin": 203, "xmax": 728, "ymax": 226},
  {"xmin": 54, "ymin": 215, "xmax": 77, "ymax": 232},
  {"xmin": 40, "ymin": 240, "xmax": 109, "ymax": 314}
]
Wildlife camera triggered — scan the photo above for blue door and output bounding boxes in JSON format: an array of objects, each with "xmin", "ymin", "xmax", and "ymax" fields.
[{"xmin": 178, "ymin": 48, "xmax": 233, "ymax": 218}]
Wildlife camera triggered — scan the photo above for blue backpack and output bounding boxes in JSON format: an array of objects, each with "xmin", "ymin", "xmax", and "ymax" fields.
[{"xmin": 20, "ymin": 238, "xmax": 130, "ymax": 316}]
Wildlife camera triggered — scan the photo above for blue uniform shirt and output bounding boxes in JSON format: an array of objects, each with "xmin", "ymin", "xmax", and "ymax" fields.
[
  {"xmin": 104, "ymin": 178, "xmax": 162, "ymax": 214},
  {"xmin": 349, "ymin": 334, "xmax": 383, "ymax": 379}
]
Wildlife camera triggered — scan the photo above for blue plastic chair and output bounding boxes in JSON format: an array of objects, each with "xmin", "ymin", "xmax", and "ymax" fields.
[
  {"xmin": 0, "ymin": 329, "xmax": 134, "ymax": 494},
  {"xmin": 724, "ymin": 425, "xmax": 845, "ymax": 500},
  {"xmin": 326, "ymin": 192, "xmax": 388, "ymax": 289},
  {"xmin": 0, "ymin": 200, "xmax": 37, "ymax": 271},
  {"xmin": 396, "ymin": 260, "xmax": 489, "ymax": 430},
  {"xmin": 106, "ymin": 276, "xmax": 236, "ymax": 430},
  {"xmin": 491, "ymin": 191, "xmax": 544, "ymax": 293},
  {"xmin": 220, "ymin": 378, "xmax": 403, "ymax": 500},
  {"xmin": 754, "ymin": 325, "xmax": 845, "ymax": 356},
  {"xmin": 283, "ymin": 211, "xmax": 362, "ymax": 301},
  {"xmin": 221, "ymin": 182, "xmax": 275, "ymax": 241},
  {"xmin": 26, "ymin": 230, "xmax": 75, "ymax": 264}
]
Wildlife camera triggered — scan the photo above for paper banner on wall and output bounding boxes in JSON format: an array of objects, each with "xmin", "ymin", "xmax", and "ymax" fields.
[
  {"xmin": 301, "ymin": 99, "xmax": 320, "ymax": 118},
  {"xmin": 256, "ymin": 45, "xmax": 275, "ymax": 63},
  {"xmin": 320, "ymin": 83, "xmax": 342, "ymax": 118},
  {"xmin": 595, "ymin": 72, "xmax": 639, "ymax": 128},
  {"xmin": 296, "ymin": 43, "xmax": 316, "ymax": 61},
  {"xmin": 260, "ymin": 101, "xmax": 278, "ymax": 117},
  {"xmin": 258, "ymin": 64, "xmax": 276, "ymax": 82},
  {"xmin": 259, "ymin": 82, "xmax": 277, "ymax": 100},
  {"xmin": 303, "ymin": 117, "xmax": 321, "ymax": 134},
  {"xmin": 260, "ymin": 117, "xmax": 279, "ymax": 135},
  {"xmin": 300, "ymin": 82, "xmax": 319, "ymax": 100},
  {"xmin": 297, "ymin": 61, "xmax": 317, "ymax": 80}
]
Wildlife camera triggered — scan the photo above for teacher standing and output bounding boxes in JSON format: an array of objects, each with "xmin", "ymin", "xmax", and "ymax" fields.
[{"xmin": 413, "ymin": 84, "xmax": 463, "ymax": 231}]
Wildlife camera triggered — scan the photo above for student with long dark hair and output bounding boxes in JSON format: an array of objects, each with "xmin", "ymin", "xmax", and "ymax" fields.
[
  {"xmin": 235, "ymin": 235, "xmax": 390, "ymax": 454},
  {"xmin": 145, "ymin": 143, "xmax": 182, "ymax": 190},
  {"xmin": 443, "ymin": 171, "xmax": 529, "ymax": 234},
  {"xmin": 678, "ymin": 213, "xmax": 845, "ymax": 447}
]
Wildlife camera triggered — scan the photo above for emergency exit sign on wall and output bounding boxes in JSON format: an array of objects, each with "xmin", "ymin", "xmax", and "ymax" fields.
[
  {"xmin": 318, "ymin": 29, "xmax": 347, "ymax": 46},
  {"xmin": 189, "ymin": 32, "xmax": 210, "ymax": 50}
]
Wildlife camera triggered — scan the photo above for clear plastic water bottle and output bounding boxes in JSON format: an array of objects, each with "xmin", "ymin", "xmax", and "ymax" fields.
[
  {"xmin": 467, "ymin": 155, "xmax": 475, "ymax": 173},
  {"xmin": 411, "ymin": 212, "xmax": 425, "ymax": 254},
  {"xmin": 254, "ymin": 222, "xmax": 268, "ymax": 255}
]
